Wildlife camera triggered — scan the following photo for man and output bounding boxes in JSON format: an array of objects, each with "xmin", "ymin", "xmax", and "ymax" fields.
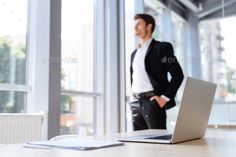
[{"xmin": 130, "ymin": 13, "xmax": 184, "ymax": 130}]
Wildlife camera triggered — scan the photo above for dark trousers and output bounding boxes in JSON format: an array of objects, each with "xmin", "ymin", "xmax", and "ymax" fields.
[{"xmin": 129, "ymin": 96, "xmax": 167, "ymax": 130}]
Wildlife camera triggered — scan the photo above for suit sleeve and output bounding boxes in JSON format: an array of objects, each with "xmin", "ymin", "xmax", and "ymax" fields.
[{"xmin": 160, "ymin": 42, "xmax": 184, "ymax": 99}]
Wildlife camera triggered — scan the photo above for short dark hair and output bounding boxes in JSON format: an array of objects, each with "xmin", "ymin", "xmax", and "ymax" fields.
[{"xmin": 134, "ymin": 13, "xmax": 155, "ymax": 33}]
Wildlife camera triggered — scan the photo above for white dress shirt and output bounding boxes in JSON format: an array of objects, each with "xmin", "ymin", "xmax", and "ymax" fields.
[
  {"xmin": 131, "ymin": 38, "xmax": 170, "ymax": 102},
  {"xmin": 132, "ymin": 38, "xmax": 153, "ymax": 93}
]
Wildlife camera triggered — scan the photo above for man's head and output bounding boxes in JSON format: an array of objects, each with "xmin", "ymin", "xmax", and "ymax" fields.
[{"xmin": 134, "ymin": 14, "xmax": 155, "ymax": 38}]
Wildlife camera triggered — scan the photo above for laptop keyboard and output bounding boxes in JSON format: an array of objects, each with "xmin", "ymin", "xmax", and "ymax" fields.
[{"xmin": 145, "ymin": 134, "xmax": 172, "ymax": 140}]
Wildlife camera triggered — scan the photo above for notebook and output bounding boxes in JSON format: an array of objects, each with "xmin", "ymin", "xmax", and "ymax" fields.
[{"xmin": 24, "ymin": 138, "xmax": 124, "ymax": 150}]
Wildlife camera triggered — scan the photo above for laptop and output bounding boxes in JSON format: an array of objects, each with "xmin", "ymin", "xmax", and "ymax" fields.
[{"xmin": 119, "ymin": 77, "xmax": 217, "ymax": 144}]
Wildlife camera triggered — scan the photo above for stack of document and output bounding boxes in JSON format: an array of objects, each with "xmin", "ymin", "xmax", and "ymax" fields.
[{"xmin": 24, "ymin": 139, "xmax": 124, "ymax": 150}]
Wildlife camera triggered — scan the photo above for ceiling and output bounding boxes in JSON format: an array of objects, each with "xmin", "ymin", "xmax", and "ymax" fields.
[{"xmin": 176, "ymin": 0, "xmax": 236, "ymax": 20}]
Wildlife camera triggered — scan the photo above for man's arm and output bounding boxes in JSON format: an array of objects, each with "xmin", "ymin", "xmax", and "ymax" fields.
[{"xmin": 160, "ymin": 42, "xmax": 184, "ymax": 99}]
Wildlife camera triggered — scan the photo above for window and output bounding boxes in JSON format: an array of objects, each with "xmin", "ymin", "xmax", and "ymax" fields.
[
  {"xmin": 199, "ymin": 18, "xmax": 235, "ymax": 103},
  {"xmin": 60, "ymin": 96, "xmax": 94, "ymax": 135},
  {"xmin": 125, "ymin": 0, "xmax": 135, "ymax": 132},
  {"xmin": 199, "ymin": 16, "xmax": 236, "ymax": 127},
  {"xmin": 0, "ymin": 0, "xmax": 28, "ymax": 113},
  {"xmin": 144, "ymin": 0, "xmax": 165, "ymax": 40},
  {"xmin": 61, "ymin": 0, "xmax": 95, "ymax": 135},
  {"xmin": 171, "ymin": 12, "xmax": 186, "ymax": 101},
  {"xmin": 0, "ymin": 91, "xmax": 26, "ymax": 113},
  {"xmin": 125, "ymin": 0, "xmax": 135, "ymax": 97}
]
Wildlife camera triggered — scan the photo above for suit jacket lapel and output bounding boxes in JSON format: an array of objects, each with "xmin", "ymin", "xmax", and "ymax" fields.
[
  {"xmin": 145, "ymin": 39, "xmax": 156, "ymax": 56},
  {"xmin": 131, "ymin": 49, "xmax": 137, "ymax": 66}
]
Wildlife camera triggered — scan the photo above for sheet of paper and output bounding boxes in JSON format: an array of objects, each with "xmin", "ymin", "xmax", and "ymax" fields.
[{"xmin": 25, "ymin": 139, "xmax": 124, "ymax": 150}]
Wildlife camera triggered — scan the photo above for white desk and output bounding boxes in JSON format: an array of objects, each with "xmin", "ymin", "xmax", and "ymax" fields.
[{"xmin": 1, "ymin": 129, "xmax": 236, "ymax": 157}]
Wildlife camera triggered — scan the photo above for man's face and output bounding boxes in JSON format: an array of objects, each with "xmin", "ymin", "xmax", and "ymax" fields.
[{"xmin": 134, "ymin": 19, "xmax": 150, "ymax": 37}]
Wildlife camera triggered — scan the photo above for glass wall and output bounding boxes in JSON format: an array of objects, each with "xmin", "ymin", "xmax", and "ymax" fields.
[
  {"xmin": 125, "ymin": 0, "xmax": 135, "ymax": 132},
  {"xmin": 125, "ymin": 0, "xmax": 135, "ymax": 97},
  {"xmin": 199, "ymin": 16, "xmax": 236, "ymax": 127},
  {"xmin": 0, "ymin": 91, "xmax": 26, "ymax": 113},
  {"xmin": 144, "ymin": 0, "xmax": 164, "ymax": 40},
  {"xmin": 170, "ymin": 12, "xmax": 186, "ymax": 101},
  {"xmin": 60, "ymin": 0, "xmax": 95, "ymax": 135},
  {"xmin": 1, "ymin": 0, "xmax": 235, "ymax": 137},
  {"xmin": 60, "ymin": 96, "xmax": 94, "ymax": 135},
  {"xmin": 0, "ymin": 0, "xmax": 28, "ymax": 113},
  {"xmin": 125, "ymin": 0, "xmax": 236, "ymax": 130}
]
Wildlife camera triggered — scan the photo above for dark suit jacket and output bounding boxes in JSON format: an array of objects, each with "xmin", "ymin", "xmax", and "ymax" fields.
[{"xmin": 130, "ymin": 39, "xmax": 184, "ymax": 109}]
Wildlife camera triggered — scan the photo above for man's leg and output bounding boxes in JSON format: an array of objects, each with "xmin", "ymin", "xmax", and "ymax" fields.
[
  {"xmin": 140, "ymin": 97, "xmax": 167, "ymax": 129},
  {"xmin": 129, "ymin": 101, "xmax": 148, "ymax": 130}
]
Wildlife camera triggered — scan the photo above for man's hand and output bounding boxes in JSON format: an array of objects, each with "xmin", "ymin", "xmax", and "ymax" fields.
[{"xmin": 150, "ymin": 96, "xmax": 167, "ymax": 108}]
